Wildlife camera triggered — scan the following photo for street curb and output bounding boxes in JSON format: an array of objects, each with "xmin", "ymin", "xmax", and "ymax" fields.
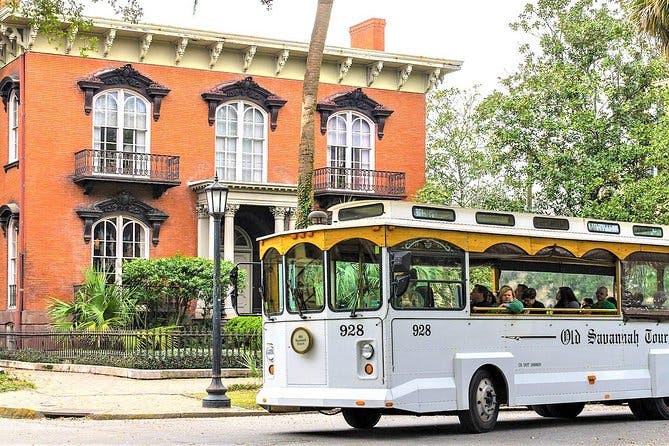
[
  {"xmin": 0, "ymin": 407, "xmax": 44, "ymax": 419},
  {"xmin": 0, "ymin": 360, "xmax": 250, "ymax": 379},
  {"xmin": 0, "ymin": 406, "xmax": 276, "ymax": 420}
]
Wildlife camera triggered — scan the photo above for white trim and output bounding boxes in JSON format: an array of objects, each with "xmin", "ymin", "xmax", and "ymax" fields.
[
  {"xmin": 6, "ymin": 218, "xmax": 17, "ymax": 308},
  {"xmin": 214, "ymin": 100, "xmax": 268, "ymax": 183},
  {"xmin": 91, "ymin": 215, "xmax": 150, "ymax": 283},
  {"xmin": 91, "ymin": 89, "xmax": 151, "ymax": 176},
  {"xmin": 8, "ymin": 90, "xmax": 18, "ymax": 163}
]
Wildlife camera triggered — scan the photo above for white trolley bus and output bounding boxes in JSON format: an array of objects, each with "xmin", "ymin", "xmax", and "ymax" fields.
[{"xmin": 255, "ymin": 200, "xmax": 669, "ymax": 432}]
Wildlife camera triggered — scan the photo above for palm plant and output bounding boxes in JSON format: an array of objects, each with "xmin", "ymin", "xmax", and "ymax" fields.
[
  {"xmin": 48, "ymin": 269, "xmax": 138, "ymax": 331},
  {"xmin": 627, "ymin": 0, "xmax": 669, "ymax": 58}
]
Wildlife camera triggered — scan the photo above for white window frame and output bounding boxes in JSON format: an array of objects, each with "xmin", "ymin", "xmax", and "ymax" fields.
[
  {"xmin": 92, "ymin": 89, "xmax": 151, "ymax": 176},
  {"xmin": 7, "ymin": 218, "xmax": 17, "ymax": 308},
  {"xmin": 8, "ymin": 90, "xmax": 18, "ymax": 163},
  {"xmin": 326, "ymin": 111, "xmax": 375, "ymax": 190},
  {"xmin": 214, "ymin": 101, "xmax": 268, "ymax": 183},
  {"xmin": 91, "ymin": 215, "xmax": 149, "ymax": 284}
]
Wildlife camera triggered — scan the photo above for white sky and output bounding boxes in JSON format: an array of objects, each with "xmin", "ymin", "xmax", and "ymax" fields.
[{"xmin": 88, "ymin": 0, "xmax": 530, "ymax": 93}]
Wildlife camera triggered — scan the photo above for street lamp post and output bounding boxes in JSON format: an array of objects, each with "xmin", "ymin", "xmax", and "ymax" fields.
[{"xmin": 203, "ymin": 176, "xmax": 231, "ymax": 408}]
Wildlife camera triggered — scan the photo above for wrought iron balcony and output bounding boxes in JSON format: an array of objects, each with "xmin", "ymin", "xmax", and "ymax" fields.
[
  {"xmin": 313, "ymin": 167, "xmax": 406, "ymax": 205},
  {"xmin": 73, "ymin": 149, "xmax": 180, "ymax": 198}
]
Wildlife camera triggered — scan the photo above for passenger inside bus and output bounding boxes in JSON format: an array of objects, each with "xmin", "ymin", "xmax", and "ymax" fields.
[
  {"xmin": 554, "ymin": 286, "xmax": 580, "ymax": 309},
  {"xmin": 497, "ymin": 285, "xmax": 524, "ymax": 313},
  {"xmin": 592, "ymin": 286, "xmax": 616, "ymax": 310},
  {"xmin": 653, "ymin": 291, "xmax": 667, "ymax": 309},
  {"xmin": 522, "ymin": 288, "xmax": 545, "ymax": 309},
  {"xmin": 470, "ymin": 284, "xmax": 494, "ymax": 312}
]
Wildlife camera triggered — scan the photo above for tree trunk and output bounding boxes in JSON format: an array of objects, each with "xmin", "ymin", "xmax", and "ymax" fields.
[{"xmin": 295, "ymin": 0, "xmax": 333, "ymax": 228}]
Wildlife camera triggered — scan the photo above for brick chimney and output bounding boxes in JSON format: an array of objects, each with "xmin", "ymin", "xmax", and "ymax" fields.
[{"xmin": 349, "ymin": 18, "xmax": 386, "ymax": 51}]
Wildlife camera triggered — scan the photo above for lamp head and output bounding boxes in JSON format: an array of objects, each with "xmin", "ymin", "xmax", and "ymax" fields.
[{"xmin": 205, "ymin": 176, "xmax": 229, "ymax": 218}]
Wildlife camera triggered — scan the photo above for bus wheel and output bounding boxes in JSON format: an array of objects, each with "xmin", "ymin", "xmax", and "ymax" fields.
[
  {"xmin": 545, "ymin": 402, "xmax": 585, "ymax": 418},
  {"xmin": 628, "ymin": 399, "xmax": 651, "ymax": 419},
  {"xmin": 458, "ymin": 369, "xmax": 499, "ymax": 433},
  {"xmin": 341, "ymin": 408, "xmax": 381, "ymax": 429},
  {"xmin": 631, "ymin": 398, "xmax": 669, "ymax": 420},
  {"xmin": 531, "ymin": 405, "xmax": 552, "ymax": 417}
]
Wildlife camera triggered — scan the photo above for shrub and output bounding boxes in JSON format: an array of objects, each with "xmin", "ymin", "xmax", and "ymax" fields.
[
  {"xmin": 225, "ymin": 316, "xmax": 261, "ymax": 337},
  {"xmin": 48, "ymin": 269, "xmax": 139, "ymax": 330}
]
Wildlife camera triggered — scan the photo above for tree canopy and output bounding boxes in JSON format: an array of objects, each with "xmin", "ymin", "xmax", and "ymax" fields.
[{"xmin": 421, "ymin": 0, "xmax": 669, "ymax": 224}]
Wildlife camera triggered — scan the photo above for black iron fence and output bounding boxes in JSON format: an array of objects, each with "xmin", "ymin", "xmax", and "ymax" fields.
[
  {"xmin": 313, "ymin": 166, "xmax": 406, "ymax": 198},
  {"xmin": 73, "ymin": 149, "xmax": 180, "ymax": 181},
  {"xmin": 0, "ymin": 328, "xmax": 259, "ymax": 369}
]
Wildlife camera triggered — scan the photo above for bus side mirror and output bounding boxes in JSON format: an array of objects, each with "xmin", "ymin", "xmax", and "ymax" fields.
[
  {"xmin": 392, "ymin": 251, "xmax": 412, "ymax": 273},
  {"xmin": 391, "ymin": 251, "xmax": 413, "ymax": 298}
]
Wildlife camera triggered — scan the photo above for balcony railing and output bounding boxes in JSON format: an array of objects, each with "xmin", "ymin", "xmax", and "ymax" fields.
[
  {"xmin": 73, "ymin": 149, "xmax": 180, "ymax": 197},
  {"xmin": 313, "ymin": 167, "xmax": 406, "ymax": 199}
]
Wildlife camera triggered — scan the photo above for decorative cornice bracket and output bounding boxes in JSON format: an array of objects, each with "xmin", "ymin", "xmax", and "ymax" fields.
[
  {"xmin": 338, "ymin": 57, "xmax": 352, "ymax": 83},
  {"xmin": 64, "ymin": 25, "xmax": 78, "ymax": 54},
  {"xmin": 426, "ymin": 68, "xmax": 444, "ymax": 92},
  {"xmin": 243, "ymin": 45, "xmax": 256, "ymax": 72},
  {"xmin": 366, "ymin": 61, "xmax": 383, "ymax": 86},
  {"xmin": 103, "ymin": 29, "xmax": 116, "ymax": 58},
  {"xmin": 139, "ymin": 33, "xmax": 152, "ymax": 61},
  {"xmin": 397, "ymin": 64, "xmax": 412, "ymax": 90},
  {"xmin": 175, "ymin": 37, "xmax": 188, "ymax": 65},
  {"xmin": 209, "ymin": 40, "xmax": 224, "ymax": 68},
  {"xmin": 275, "ymin": 49, "xmax": 289, "ymax": 75}
]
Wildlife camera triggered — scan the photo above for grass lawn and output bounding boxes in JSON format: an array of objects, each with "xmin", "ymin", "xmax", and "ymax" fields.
[
  {"xmin": 0, "ymin": 372, "xmax": 34, "ymax": 392},
  {"xmin": 190, "ymin": 383, "xmax": 263, "ymax": 410}
]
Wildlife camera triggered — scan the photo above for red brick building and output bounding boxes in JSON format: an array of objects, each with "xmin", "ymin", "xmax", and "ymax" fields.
[{"xmin": 0, "ymin": 8, "xmax": 461, "ymax": 329}]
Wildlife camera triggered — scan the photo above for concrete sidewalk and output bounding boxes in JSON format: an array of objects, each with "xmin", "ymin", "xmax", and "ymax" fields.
[{"xmin": 0, "ymin": 361, "xmax": 267, "ymax": 420}]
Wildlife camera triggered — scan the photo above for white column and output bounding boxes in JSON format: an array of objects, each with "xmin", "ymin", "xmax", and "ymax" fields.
[
  {"xmin": 223, "ymin": 204, "xmax": 239, "ymax": 263},
  {"xmin": 222, "ymin": 204, "xmax": 239, "ymax": 319},
  {"xmin": 271, "ymin": 206, "xmax": 288, "ymax": 233},
  {"xmin": 288, "ymin": 207, "xmax": 297, "ymax": 230},
  {"xmin": 195, "ymin": 204, "xmax": 210, "ymax": 259}
]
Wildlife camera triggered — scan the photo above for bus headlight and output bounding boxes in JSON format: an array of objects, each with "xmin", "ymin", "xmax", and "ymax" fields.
[
  {"xmin": 361, "ymin": 343, "xmax": 374, "ymax": 360},
  {"xmin": 265, "ymin": 343, "xmax": 275, "ymax": 361}
]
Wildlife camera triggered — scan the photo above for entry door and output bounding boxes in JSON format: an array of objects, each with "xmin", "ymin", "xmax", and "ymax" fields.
[{"xmin": 234, "ymin": 252, "xmax": 253, "ymax": 314}]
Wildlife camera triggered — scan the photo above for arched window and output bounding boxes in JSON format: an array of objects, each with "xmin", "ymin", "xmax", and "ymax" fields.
[
  {"xmin": 215, "ymin": 102, "xmax": 266, "ymax": 182},
  {"xmin": 7, "ymin": 219, "xmax": 17, "ymax": 308},
  {"xmin": 8, "ymin": 90, "xmax": 18, "ymax": 163},
  {"xmin": 92, "ymin": 216, "xmax": 149, "ymax": 283},
  {"xmin": 327, "ymin": 111, "xmax": 374, "ymax": 190},
  {"xmin": 93, "ymin": 89, "xmax": 149, "ymax": 176}
]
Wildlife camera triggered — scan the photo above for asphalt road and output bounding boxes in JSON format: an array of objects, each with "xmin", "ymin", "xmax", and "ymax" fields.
[{"xmin": 2, "ymin": 404, "xmax": 667, "ymax": 445}]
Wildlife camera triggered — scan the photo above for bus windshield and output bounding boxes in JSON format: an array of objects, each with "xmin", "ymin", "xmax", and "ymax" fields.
[{"xmin": 329, "ymin": 238, "xmax": 382, "ymax": 312}]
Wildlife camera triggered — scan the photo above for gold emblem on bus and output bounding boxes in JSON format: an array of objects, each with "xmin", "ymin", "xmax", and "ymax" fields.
[{"xmin": 291, "ymin": 327, "xmax": 313, "ymax": 354}]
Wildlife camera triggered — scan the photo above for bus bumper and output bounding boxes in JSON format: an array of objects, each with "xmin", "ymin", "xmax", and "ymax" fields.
[{"xmin": 257, "ymin": 386, "xmax": 393, "ymax": 410}]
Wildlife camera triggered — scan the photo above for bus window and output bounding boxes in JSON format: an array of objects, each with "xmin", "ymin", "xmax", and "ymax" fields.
[
  {"xmin": 391, "ymin": 238, "xmax": 465, "ymax": 310},
  {"xmin": 285, "ymin": 243, "xmax": 325, "ymax": 314},
  {"xmin": 262, "ymin": 248, "xmax": 283, "ymax": 316},
  {"xmin": 329, "ymin": 238, "xmax": 382, "ymax": 312},
  {"xmin": 622, "ymin": 252, "xmax": 669, "ymax": 310}
]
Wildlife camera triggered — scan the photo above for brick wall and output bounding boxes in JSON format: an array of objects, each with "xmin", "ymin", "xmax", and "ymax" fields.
[{"xmin": 2, "ymin": 51, "xmax": 426, "ymax": 322}]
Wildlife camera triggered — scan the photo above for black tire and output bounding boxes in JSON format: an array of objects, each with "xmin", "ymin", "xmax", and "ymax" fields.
[
  {"xmin": 341, "ymin": 408, "xmax": 381, "ymax": 429},
  {"xmin": 630, "ymin": 398, "xmax": 669, "ymax": 420},
  {"xmin": 531, "ymin": 404, "xmax": 552, "ymax": 417},
  {"xmin": 628, "ymin": 399, "xmax": 651, "ymax": 420},
  {"xmin": 545, "ymin": 402, "xmax": 585, "ymax": 418},
  {"xmin": 458, "ymin": 368, "xmax": 500, "ymax": 433}
]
